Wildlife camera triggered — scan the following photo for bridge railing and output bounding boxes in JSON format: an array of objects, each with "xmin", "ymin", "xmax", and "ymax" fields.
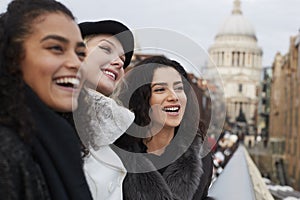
[{"xmin": 208, "ymin": 144, "xmax": 274, "ymax": 200}]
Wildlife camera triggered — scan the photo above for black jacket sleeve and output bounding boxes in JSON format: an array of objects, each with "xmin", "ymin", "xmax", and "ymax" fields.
[{"xmin": 0, "ymin": 126, "xmax": 50, "ymax": 200}]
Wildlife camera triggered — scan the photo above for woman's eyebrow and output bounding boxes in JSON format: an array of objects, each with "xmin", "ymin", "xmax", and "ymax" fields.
[
  {"xmin": 41, "ymin": 34, "xmax": 69, "ymax": 43},
  {"xmin": 77, "ymin": 41, "xmax": 86, "ymax": 48},
  {"xmin": 98, "ymin": 39, "xmax": 116, "ymax": 48},
  {"xmin": 174, "ymin": 81, "xmax": 183, "ymax": 86},
  {"xmin": 41, "ymin": 34, "xmax": 85, "ymax": 48},
  {"xmin": 151, "ymin": 82, "xmax": 167, "ymax": 88}
]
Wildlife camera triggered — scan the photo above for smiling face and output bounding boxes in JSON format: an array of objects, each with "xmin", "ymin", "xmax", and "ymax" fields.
[
  {"xmin": 84, "ymin": 34, "xmax": 125, "ymax": 96},
  {"xmin": 149, "ymin": 67, "xmax": 187, "ymax": 129},
  {"xmin": 20, "ymin": 13, "xmax": 86, "ymax": 112}
]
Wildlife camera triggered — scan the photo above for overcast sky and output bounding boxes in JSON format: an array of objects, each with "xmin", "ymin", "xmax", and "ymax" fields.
[{"xmin": 1, "ymin": 0, "xmax": 300, "ymax": 68}]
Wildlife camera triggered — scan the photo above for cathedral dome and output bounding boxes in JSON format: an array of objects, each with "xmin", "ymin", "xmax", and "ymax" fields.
[{"xmin": 216, "ymin": 0, "xmax": 256, "ymax": 39}]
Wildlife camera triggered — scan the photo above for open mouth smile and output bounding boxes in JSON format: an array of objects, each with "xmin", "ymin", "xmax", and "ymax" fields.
[
  {"xmin": 103, "ymin": 69, "xmax": 118, "ymax": 81},
  {"xmin": 162, "ymin": 105, "xmax": 180, "ymax": 113},
  {"xmin": 54, "ymin": 76, "xmax": 81, "ymax": 89}
]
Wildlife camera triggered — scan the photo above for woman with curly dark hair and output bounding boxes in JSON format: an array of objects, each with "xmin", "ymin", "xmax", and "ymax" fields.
[
  {"xmin": 113, "ymin": 55, "xmax": 214, "ymax": 199},
  {"xmin": 0, "ymin": 0, "xmax": 92, "ymax": 199}
]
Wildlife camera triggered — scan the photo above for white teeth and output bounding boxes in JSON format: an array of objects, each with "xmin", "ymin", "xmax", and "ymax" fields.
[
  {"xmin": 163, "ymin": 107, "xmax": 179, "ymax": 112},
  {"xmin": 55, "ymin": 77, "xmax": 80, "ymax": 88},
  {"xmin": 104, "ymin": 70, "xmax": 116, "ymax": 80}
]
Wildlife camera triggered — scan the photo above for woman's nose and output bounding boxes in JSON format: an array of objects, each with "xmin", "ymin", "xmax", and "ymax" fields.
[
  {"xmin": 65, "ymin": 52, "xmax": 81, "ymax": 71},
  {"xmin": 167, "ymin": 90, "xmax": 179, "ymax": 101},
  {"xmin": 111, "ymin": 56, "xmax": 124, "ymax": 69}
]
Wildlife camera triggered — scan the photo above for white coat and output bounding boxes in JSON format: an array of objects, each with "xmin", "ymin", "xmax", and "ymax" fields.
[
  {"xmin": 84, "ymin": 146, "xmax": 126, "ymax": 200},
  {"xmin": 78, "ymin": 89, "xmax": 134, "ymax": 200}
]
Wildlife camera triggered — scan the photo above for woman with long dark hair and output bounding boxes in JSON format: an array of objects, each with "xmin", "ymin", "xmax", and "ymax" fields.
[{"xmin": 113, "ymin": 55, "xmax": 214, "ymax": 199}]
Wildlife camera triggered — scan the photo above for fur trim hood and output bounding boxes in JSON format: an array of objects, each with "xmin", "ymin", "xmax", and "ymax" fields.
[{"xmin": 122, "ymin": 135, "xmax": 207, "ymax": 200}]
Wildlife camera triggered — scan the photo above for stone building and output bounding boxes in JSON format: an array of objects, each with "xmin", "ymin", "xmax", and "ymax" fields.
[
  {"xmin": 256, "ymin": 67, "xmax": 272, "ymax": 146},
  {"xmin": 269, "ymin": 32, "xmax": 300, "ymax": 190},
  {"xmin": 207, "ymin": 0, "xmax": 263, "ymax": 132},
  {"xmin": 187, "ymin": 74, "xmax": 212, "ymax": 128}
]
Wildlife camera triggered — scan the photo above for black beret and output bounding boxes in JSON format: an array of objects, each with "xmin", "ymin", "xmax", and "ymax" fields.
[{"xmin": 79, "ymin": 20, "xmax": 134, "ymax": 68}]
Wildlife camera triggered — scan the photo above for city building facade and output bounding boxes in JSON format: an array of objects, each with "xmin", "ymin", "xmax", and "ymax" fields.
[
  {"xmin": 269, "ymin": 32, "xmax": 300, "ymax": 190},
  {"xmin": 207, "ymin": 0, "xmax": 263, "ymax": 133},
  {"xmin": 257, "ymin": 66, "xmax": 272, "ymax": 146}
]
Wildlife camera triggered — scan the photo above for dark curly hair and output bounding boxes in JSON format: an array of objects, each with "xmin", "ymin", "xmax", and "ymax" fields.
[
  {"xmin": 0, "ymin": 0, "xmax": 75, "ymax": 141},
  {"xmin": 113, "ymin": 55, "xmax": 205, "ymax": 149}
]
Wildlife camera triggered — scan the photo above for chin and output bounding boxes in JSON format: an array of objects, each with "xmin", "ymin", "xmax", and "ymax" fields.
[
  {"xmin": 165, "ymin": 122, "xmax": 181, "ymax": 128},
  {"xmin": 96, "ymin": 86, "xmax": 114, "ymax": 96},
  {"xmin": 58, "ymin": 100, "xmax": 78, "ymax": 113}
]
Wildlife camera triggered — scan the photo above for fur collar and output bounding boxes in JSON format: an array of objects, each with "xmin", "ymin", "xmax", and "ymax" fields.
[
  {"xmin": 164, "ymin": 135, "xmax": 203, "ymax": 199},
  {"xmin": 123, "ymin": 135, "xmax": 204, "ymax": 200},
  {"xmin": 78, "ymin": 88, "xmax": 134, "ymax": 150}
]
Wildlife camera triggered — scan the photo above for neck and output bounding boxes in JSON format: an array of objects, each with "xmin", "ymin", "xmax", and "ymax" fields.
[{"xmin": 144, "ymin": 126, "xmax": 175, "ymax": 155}]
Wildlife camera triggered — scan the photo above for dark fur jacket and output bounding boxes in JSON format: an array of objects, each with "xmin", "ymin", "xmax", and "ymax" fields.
[{"xmin": 114, "ymin": 133, "xmax": 214, "ymax": 200}]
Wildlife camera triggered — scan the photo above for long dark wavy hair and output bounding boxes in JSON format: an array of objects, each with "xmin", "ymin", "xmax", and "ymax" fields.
[
  {"xmin": 0, "ymin": 0, "xmax": 75, "ymax": 141},
  {"xmin": 113, "ymin": 55, "xmax": 205, "ymax": 150}
]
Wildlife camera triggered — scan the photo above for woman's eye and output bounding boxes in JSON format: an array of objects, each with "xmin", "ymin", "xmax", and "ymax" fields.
[
  {"xmin": 47, "ymin": 45, "xmax": 63, "ymax": 53},
  {"xmin": 175, "ymin": 86, "xmax": 184, "ymax": 91},
  {"xmin": 154, "ymin": 88, "xmax": 165, "ymax": 92},
  {"xmin": 98, "ymin": 45, "xmax": 111, "ymax": 53},
  {"xmin": 76, "ymin": 51, "xmax": 86, "ymax": 60}
]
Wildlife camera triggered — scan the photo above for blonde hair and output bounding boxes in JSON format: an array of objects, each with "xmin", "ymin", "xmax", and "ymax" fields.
[{"xmin": 83, "ymin": 34, "xmax": 97, "ymax": 44}]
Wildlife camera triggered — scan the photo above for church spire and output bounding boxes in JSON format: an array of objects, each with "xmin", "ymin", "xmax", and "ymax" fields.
[{"xmin": 232, "ymin": 0, "xmax": 242, "ymax": 15}]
